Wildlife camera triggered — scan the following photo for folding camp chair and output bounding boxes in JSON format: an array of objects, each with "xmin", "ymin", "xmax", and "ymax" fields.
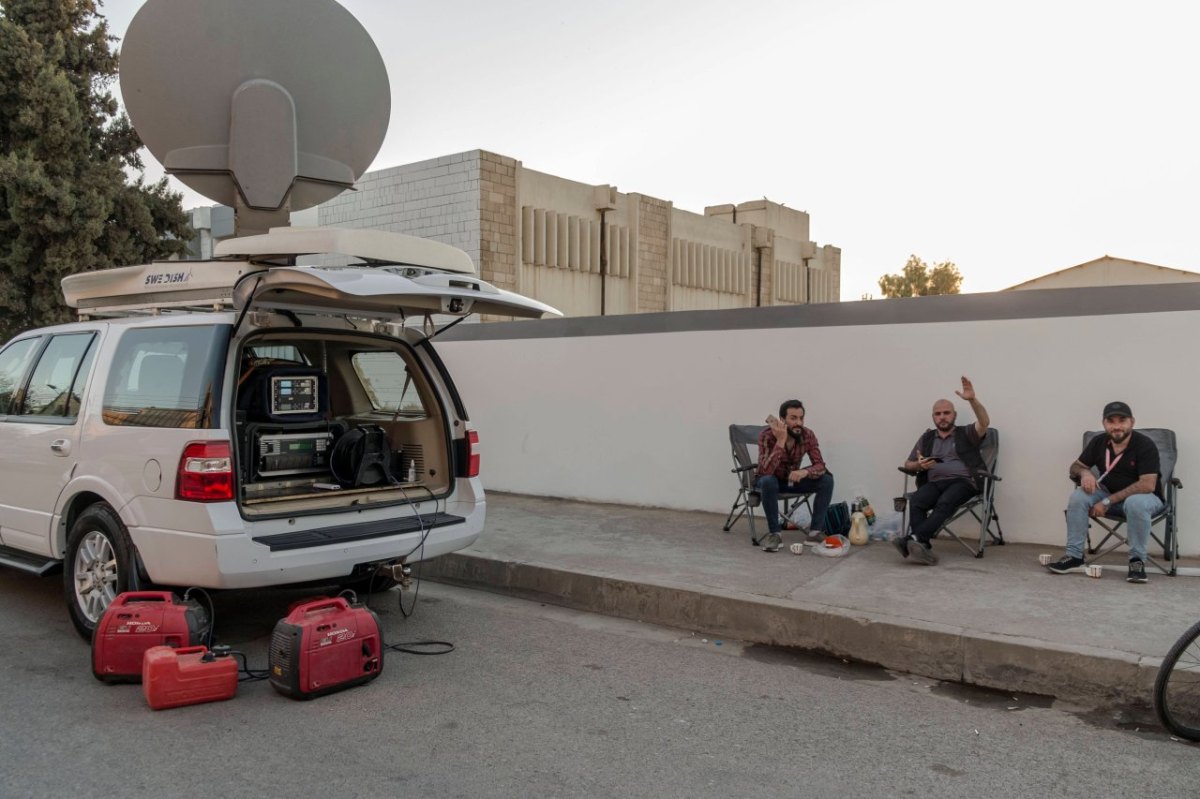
[
  {"xmin": 895, "ymin": 427, "xmax": 1005, "ymax": 558},
  {"xmin": 722, "ymin": 424, "xmax": 815, "ymax": 547},
  {"xmin": 1078, "ymin": 428, "xmax": 1182, "ymax": 575}
]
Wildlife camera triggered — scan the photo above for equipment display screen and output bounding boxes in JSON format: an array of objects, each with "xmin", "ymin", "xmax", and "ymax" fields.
[{"xmin": 270, "ymin": 376, "xmax": 319, "ymax": 415}]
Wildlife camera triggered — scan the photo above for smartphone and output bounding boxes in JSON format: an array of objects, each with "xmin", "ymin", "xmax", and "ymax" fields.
[{"xmin": 922, "ymin": 457, "xmax": 944, "ymax": 463}]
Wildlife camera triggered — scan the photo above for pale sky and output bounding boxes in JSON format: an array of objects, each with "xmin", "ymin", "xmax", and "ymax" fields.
[{"xmin": 99, "ymin": 0, "xmax": 1200, "ymax": 300}]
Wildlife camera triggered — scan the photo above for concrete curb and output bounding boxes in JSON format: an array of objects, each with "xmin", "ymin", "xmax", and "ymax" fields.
[{"xmin": 423, "ymin": 552, "xmax": 1161, "ymax": 710}]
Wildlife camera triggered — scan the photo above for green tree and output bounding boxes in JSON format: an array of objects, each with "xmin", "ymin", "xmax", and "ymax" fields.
[
  {"xmin": 0, "ymin": 0, "xmax": 191, "ymax": 342},
  {"xmin": 878, "ymin": 255, "xmax": 963, "ymax": 298}
]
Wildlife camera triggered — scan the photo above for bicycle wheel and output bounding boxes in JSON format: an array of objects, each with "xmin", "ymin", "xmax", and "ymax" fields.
[{"xmin": 1154, "ymin": 618, "xmax": 1200, "ymax": 741}]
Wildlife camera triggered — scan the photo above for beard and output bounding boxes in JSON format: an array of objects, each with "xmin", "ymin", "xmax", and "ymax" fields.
[
  {"xmin": 935, "ymin": 419, "xmax": 955, "ymax": 432},
  {"xmin": 1108, "ymin": 429, "xmax": 1129, "ymax": 444},
  {"xmin": 788, "ymin": 427, "xmax": 805, "ymax": 441}
]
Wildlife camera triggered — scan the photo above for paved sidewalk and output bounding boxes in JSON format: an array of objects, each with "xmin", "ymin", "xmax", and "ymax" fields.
[{"xmin": 424, "ymin": 492, "xmax": 1200, "ymax": 711}]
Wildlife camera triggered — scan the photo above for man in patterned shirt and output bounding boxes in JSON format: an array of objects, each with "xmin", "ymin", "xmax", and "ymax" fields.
[{"xmin": 755, "ymin": 400, "xmax": 835, "ymax": 552}]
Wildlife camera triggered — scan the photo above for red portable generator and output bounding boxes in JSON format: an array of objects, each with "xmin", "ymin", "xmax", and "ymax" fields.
[
  {"xmin": 268, "ymin": 596, "xmax": 383, "ymax": 699},
  {"xmin": 92, "ymin": 592, "xmax": 211, "ymax": 683},
  {"xmin": 142, "ymin": 645, "xmax": 238, "ymax": 710}
]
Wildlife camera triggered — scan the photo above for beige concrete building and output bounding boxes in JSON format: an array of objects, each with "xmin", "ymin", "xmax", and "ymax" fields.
[
  {"xmin": 1006, "ymin": 256, "xmax": 1200, "ymax": 290},
  {"xmin": 313, "ymin": 149, "xmax": 841, "ymax": 318}
]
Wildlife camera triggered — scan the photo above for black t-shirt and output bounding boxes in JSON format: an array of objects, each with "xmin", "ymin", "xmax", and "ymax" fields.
[{"xmin": 1078, "ymin": 430, "xmax": 1162, "ymax": 498}]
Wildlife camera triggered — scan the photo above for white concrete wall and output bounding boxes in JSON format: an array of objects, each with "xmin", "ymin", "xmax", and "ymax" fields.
[{"xmin": 437, "ymin": 287, "xmax": 1200, "ymax": 555}]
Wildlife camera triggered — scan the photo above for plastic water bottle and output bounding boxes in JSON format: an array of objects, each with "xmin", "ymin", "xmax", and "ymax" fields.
[{"xmin": 407, "ymin": 460, "xmax": 416, "ymax": 482}]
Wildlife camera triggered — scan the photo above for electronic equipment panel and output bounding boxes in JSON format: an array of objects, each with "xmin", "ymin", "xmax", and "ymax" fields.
[
  {"xmin": 271, "ymin": 375, "xmax": 319, "ymax": 415},
  {"xmin": 258, "ymin": 431, "xmax": 333, "ymax": 477}
]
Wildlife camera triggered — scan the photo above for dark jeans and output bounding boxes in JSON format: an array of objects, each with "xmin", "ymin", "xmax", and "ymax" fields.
[
  {"xmin": 908, "ymin": 477, "xmax": 978, "ymax": 544},
  {"xmin": 755, "ymin": 472, "xmax": 835, "ymax": 534}
]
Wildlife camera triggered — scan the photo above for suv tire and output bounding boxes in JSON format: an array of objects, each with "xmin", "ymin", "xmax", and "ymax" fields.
[{"xmin": 64, "ymin": 504, "xmax": 136, "ymax": 640}]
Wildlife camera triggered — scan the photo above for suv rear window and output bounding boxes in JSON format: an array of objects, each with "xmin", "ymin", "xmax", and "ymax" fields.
[
  {"xmin": 350, "ymin": 350, "xmax": 429, "ymax": 417},
  {"xmin": 102, "ymin": 326, "xmax": 229, "ymax": 428}
]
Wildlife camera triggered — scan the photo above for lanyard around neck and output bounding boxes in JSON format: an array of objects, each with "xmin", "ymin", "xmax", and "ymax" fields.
[{"xmin": 1099, "ymin": 445, "xmax": 1124, "ymax": 482}]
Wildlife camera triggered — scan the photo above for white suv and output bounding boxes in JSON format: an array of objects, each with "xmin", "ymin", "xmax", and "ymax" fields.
[{"xmin": 0, "ymin": 226, "xmax": 556, "ymax": 637}]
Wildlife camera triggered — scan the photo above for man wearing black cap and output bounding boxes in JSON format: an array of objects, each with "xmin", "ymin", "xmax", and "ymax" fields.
[{"xmin": 1047, "ymin": 402, "xmax": 1164, "ymax": 583}]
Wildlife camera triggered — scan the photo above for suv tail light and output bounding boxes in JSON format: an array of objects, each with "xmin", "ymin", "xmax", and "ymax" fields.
[
  {"xmin": 466, "ymin": 430, "xmax": 480, "ymax": 477},
  {"xmin": 177, "ymin": 441, "xmax": 234, "ymax": 502}
]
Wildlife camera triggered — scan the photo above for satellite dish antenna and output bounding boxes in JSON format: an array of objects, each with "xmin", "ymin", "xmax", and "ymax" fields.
[{"xmin": 120, "ymin": 0, "xmax": 390, "ymax": 235}]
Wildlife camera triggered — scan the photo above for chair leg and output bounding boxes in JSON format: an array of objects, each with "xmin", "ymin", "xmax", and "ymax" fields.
[
  {"xmin": 936, "ymin": 504, "xmax": 984, "ymax": 558},
  {"xmin": 989, "ymin": 510, "xmax": 1005, "ymax": 545},
  {"xmin": 781, "ymin": 495, "xmax": 814, "ymax": 530},
  {"xmin": 723, "ymin": 492, "xmax": 748, "ymax": 532},
  {"xmin": 975, "ymin": 506, "xmax": 988, "ymax": 559}
]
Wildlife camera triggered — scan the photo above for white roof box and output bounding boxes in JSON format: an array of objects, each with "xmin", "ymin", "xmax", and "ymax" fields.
[
  {"xmin": 215, "ymin": 227, "xmax": 476, "ymax": 274},
  {"xmin": 61, "ymin": 260, "xmax": 261, "ymax": 314},
  {"xmin": 61, "ymin": 226, "xmax": 561, "ymax": 321}
]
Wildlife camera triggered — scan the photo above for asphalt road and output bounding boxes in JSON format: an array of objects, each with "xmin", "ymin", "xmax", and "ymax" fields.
[{"xmin": 0, "ymin": 569, "xmax": 1196, "ymax": 799}]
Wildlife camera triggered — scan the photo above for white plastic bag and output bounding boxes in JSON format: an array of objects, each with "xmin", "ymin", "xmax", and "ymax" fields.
[
  {"xmin": 870, "ymin": 512, "xmax": 903, "ymax": 541},
  {"xmin": 812, "ymin": 534, "xmax": 852, "ymax": 558},
  {"xmin": 787, "ymin": 503, "xmax": 812, "ymax": 529}
]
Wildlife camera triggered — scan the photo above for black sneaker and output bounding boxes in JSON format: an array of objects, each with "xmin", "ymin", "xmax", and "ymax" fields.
[
  {"xmin": 1046, "ymin": 556, "xmax": 1086, "ymax": 574},
  {"xmin": 907, "ymin": 539, "xmax": 938, "ymax": 565},
  {"xmin": 1127, "ymin": 559, "xmax": 1148, "ymax": 583},
  {"xmin": 892, "ymin": 533, "xmax": 911, "ymax": 559}
]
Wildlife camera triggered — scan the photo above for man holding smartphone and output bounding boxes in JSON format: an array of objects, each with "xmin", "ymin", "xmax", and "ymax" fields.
[
  {"xmin": 755, "ymin": 400, "xmax": 835, "ymax": 552},
  {"xmin": 893, "ymin": 377, "xmax": 990, "ymax": 565}
]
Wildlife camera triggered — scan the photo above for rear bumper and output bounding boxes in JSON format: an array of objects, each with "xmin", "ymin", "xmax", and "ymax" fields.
[{"xmin": 128, "ymin": 497, "xmax": 485, "ymax": 589}]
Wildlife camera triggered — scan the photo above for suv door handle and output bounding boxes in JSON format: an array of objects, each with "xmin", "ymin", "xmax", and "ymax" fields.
[{"xmin": 50, "ymin": 439, "xmax": 71, "ymax": 456}]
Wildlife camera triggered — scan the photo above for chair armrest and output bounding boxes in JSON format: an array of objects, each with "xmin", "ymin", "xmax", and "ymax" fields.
[
  {"xmin": 732, "ymin": 464, "xmax": 757, "ymax": 474},
  {"xmin": 1171, "ymin": 477, "xmax": 1183, "ymax": 489},
  {"xmin": 898, "ymin": 466, "xmax": 919, "ymax": 476},
  {"xmin": 974, "ymin": 469, "xmax": 1001, "ymax": 482}
]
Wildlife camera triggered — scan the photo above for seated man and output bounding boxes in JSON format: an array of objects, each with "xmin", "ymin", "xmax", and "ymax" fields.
[
  {"xmin": 1046, "ymin": 401, "xmax": 1164, "ymax": 584},
  {"xmin": 893, "ymin": 377, "xmax": 990, "ymax": 565},
  {"xmin": 754, "ymin": 400, "xmax": 835, "ymax": 552}
]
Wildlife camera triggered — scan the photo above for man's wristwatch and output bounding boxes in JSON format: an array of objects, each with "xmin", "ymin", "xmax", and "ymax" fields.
[{"xmin": 1101, "ymin": 497, "xmax": 1111, "ymax": 507}]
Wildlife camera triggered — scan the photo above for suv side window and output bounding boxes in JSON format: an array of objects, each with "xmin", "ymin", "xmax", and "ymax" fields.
[
  {"xmin": 102, "ymin": 326, "xmax": 229, "ymax": 429},
  {"xmin": 0, "ymin": 338, "xmax": 41, "ymax": 415},
  {"xmin": 19, "ymin": 333, "xmax": 97, "ymax": 419},
  {"xmin": 350, "ymin": 350, "xmax": 429, "ymax": 418}
]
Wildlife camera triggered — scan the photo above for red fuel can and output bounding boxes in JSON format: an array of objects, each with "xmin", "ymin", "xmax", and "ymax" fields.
[
  {"xmin": 268, "ymin": 596, "xmax": 383, "ymax": 699},
  {"xmin": 92, "ymin": 591, "xmax": 211, "ymax": 683},
  {"xmin": 142, "ymin": 646, "xmax": 238, "ymax": 710}
]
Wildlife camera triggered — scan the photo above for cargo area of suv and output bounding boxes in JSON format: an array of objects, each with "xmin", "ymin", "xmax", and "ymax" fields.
[{"xmin": 232, "ymin": 329, "xmax": 454, "ymax": 516}]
